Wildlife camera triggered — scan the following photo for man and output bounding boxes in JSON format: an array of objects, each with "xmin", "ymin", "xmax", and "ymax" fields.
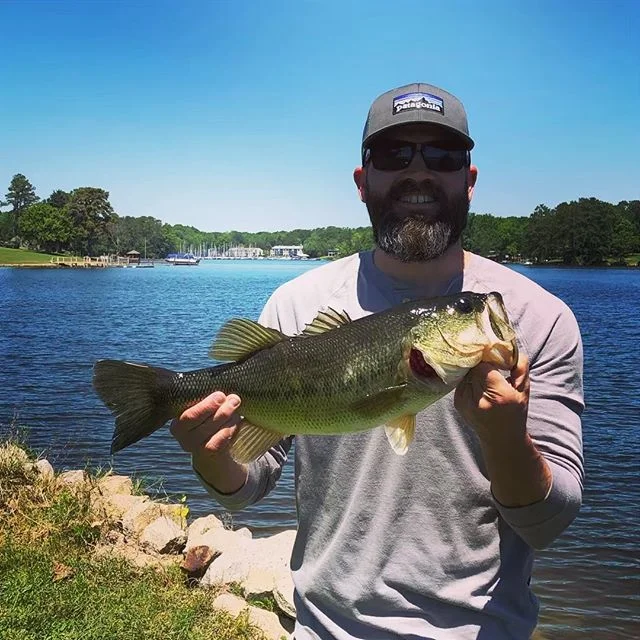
[{"xmin": 171, "ymin": 83, "xmax": 584, "ymax": 639}]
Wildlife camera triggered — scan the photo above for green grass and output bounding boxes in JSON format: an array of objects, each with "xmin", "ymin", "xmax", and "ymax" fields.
[
  {"xmin": 0, "ymin": 545, "xmax": 263, "ymax": 640},
  {"xmin": 0, "ymin": 440, "xmax": 269, "ymax": 640},
  {"xmin": 0, "ymin": 247, "xmax": 58, "ymax": 264}
]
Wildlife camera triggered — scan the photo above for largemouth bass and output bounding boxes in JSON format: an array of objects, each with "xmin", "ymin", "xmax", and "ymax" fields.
[{"xmin": 93, "ymin": 292, "xmax": 517, "ymax": 463}]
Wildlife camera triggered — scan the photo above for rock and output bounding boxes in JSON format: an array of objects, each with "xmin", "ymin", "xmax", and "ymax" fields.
[
  {"xmin": 243, "ymin": 567, "xmax": 276, "ymax": 598},
  {"xmin": 34, "ymin": 458, "xmax": 55, "ymax": 479},
  {"xmin": 121, "ymin": 500, "xmax": 184, "ymax": 537},
  {"xmin": 93, "ymin": 493, "xmax": 149, "ymax": 522},
  {"xmin": 198, "ymin": 528, "xmax": 296, "ymax": 618},
  {"xmin": 247, "ymin": 530, "xmax": 296, "ymax": 617},
  {"xmin": 235, "ymin": 527, "xmax": 253, "ymax": 539},
  {"xmin": 212, "ymin": 592, "xmax": 247, "ymax": 617},
  {"xmin": 188, "ymin": 525, "xmax": 251, "ymax": 558},
  {"xmin": 273, "ymin": 571, "xmax": 296, "ymax": 620},
  {"xmin": 140, "ymin": 516, "xmax": 186, "ymax": 554},
  {"xmin": 181, "ymin": 545, "xmax": 216, "ymax": 579},
  {"xmin": 186, "ymin": 514, "xmax": 224, "ymax": 543},
  {"xmin": 246, "ymin": 605, "xmax": 292, "ymax": 640},
  {"xmin": 58, "ymin": 470, "xmax": 87, "ymax": 486},
  {"xmin": 97, "ymin": 475, "xmax": 134, "ymax": 495},
  {"xmin": 212, "ymin": 592, "xmax": 293, "ymax": 640},
  {"xmin": 201, "ymin": 549, "xmax": 252, "ymax": 586}
]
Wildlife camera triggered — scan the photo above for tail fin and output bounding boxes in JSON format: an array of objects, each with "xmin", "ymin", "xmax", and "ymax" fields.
[{"xmin": 93, "ymin": 359, "xmax": 176, "ymax": 454}]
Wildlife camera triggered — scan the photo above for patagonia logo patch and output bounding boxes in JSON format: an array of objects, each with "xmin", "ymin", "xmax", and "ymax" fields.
[{"xmin": 393, "ymin": 92, "xmax": 444, "ymax": 116}]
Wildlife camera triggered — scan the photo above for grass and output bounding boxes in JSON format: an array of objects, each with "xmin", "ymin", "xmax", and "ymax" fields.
[
  {"xmin": 0, "ymin": 439, "xmax": 270, "ymax": 640},
  {"xmin": 0, "ymin": 247, "xmax": 58, "ymax": 264}
]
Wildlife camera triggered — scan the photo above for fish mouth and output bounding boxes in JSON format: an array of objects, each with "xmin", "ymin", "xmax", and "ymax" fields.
[
  {"xmin": 408, "ymin": 292, "xmax": 518, "ymax": 387},
  {"xmin": 409, "ymin": 348, "xmax": 443, "ymax": 384}
]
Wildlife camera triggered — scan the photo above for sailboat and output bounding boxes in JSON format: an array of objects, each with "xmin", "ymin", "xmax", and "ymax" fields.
[{"xmin": 136, "ymin": 239, "xmax": 154, "ymax": 268}]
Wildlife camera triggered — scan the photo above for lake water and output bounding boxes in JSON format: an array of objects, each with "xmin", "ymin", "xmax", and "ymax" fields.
[{"xmin": 1, "ymin": 259, "xmax": 638, "ymax": 639}]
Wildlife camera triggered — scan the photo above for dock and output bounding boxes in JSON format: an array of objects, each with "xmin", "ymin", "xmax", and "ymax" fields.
[{"xmin": 50, "ymin": 256, "xmax": 126, "ymax": 268}]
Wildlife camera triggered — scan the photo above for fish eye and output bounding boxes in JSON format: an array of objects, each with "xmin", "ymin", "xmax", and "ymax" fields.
[{"xmin": 453, "ymin": 297, "xmax": 474, "ymax": 314}]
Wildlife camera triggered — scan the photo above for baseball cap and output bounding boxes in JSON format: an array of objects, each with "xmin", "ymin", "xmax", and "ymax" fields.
[{"xmin": 362, "ymin": 82, "xmax": 474, "ymax": 151}]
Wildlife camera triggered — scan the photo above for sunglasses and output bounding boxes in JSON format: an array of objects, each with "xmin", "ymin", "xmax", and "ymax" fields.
[{"xmin": 364, "ymin": 140, "xmax": 470, "ymax": 172}]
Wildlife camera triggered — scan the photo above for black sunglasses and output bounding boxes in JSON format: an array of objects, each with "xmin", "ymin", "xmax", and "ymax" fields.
[{"xmin": 364, "ymin": 140, "xmax": 470, "ymax": 172}]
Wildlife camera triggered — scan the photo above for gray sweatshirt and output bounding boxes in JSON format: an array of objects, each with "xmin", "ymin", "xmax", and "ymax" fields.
[{"xmin": 199, "ymin": 251, "xmax": 584, "ymax": 640}]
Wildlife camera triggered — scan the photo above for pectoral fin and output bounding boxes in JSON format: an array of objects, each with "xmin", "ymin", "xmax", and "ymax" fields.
[
  {"xmin": 229, "ymin": 420, "xmax": 285, "ymax": 464},
  {"xmin": 384, "ymin": 414, "xmax": 416, "ymax": 455}
]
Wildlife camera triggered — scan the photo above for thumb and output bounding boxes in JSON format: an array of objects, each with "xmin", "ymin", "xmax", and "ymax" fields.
[{"xmin": 508, "ymin": 353, "xmax": 530, "ymax": 393}]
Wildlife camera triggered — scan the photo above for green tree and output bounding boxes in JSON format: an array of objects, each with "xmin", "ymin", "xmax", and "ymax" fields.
[
  {"xmin": 46, "ymin": 189, "xmax": 71, "ymax": 209},
  {"xmin": 19, "ymin": 203, "xmax": 74, "ymax": 253},
  {"xmin": 524, "ymin": 204, "xmax": 556, "ymax": 262},
  {"xmin": 555, "ymin": 198, "xmax": 616, "ymax": 265},
  {"xmin": 464, "ymin": 213, "xmax": 501, "ymax": 257},
  {"xmin": 609, "ymin": 216, "xmax": 637, "ymax": 262},
  {"xmin": 67, "ymin": 187, "xmax": 115, "ymax": 256},
  {"xmin": 108, "ymin": 215, "xmax": 170, "ymax": 258},
  {"xmin": 4, "ymin": 173, "xmax": 39, "ymax": 238},
  {"xmin": 0, "ymin": 211, "xmax": 12, "ymax": 242},
  {"xmin": 616, "ymin": 200, "xmax": 640, "ymax": 253}
]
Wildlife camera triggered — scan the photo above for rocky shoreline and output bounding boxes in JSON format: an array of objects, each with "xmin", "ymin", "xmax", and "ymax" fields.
[{"xmin": 17, "ymin": 449, "xmax": 296, "ymax": 640}]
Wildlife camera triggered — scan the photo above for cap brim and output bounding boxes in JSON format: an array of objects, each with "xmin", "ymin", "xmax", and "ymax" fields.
[{"xmin": 363, "ymin": 119, "xmax": 474, "ymax": 151}]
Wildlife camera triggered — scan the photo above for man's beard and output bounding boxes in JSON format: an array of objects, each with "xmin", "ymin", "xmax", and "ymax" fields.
[{"xmin": 366, "ymin": 176, "xmax": 470, "ymax": 263}]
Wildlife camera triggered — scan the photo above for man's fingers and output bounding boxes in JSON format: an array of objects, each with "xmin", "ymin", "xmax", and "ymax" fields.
[
  {"xmin": 170, "ymin": 392, "xmax": 241, "ymax": 443},
  {"xmin": 203, "ymin": 424, "xmax": 239, "ymax": 454},
  {"xmin": 509, "ymin": 353, "xmax": 530, "ymax": 393},
  {"xmin": 212, "ymin": 394, "xmax": 241, "ymax": 427},
  {"xmin": 172, "ymin": 392, "xmax": 226, "ymax": 432}
]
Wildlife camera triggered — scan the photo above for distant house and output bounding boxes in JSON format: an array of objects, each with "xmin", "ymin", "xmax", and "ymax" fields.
[
  {"xmin": 126, "ymin": 250, "xmax": 140, "ymax": 265},
  {"xmin": 226, "ymin": 246, "xmax": 264, "ymax": 259},
  {"xmin": 327, "ymin": 249, "xmax": 338, "ymax": 258},
  {"xmin": 270, "ymin": 245, "xmax": 308, "ymax": 259}
]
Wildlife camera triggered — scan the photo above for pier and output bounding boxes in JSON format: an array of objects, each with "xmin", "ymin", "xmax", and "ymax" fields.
[{"xmin": 50, "ymin": 256, "xmax": 127, "ymax": 268}]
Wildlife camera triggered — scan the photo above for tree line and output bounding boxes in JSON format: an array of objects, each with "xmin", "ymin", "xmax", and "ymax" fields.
[{"xmin": 1, "ymin": 173, "xmax": 638, "ymax": 265}]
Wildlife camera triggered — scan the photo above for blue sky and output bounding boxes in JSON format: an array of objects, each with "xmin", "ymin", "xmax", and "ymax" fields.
[{"xmin": 1, "ymin": 0, "xmax": 638, "ymax": 232}]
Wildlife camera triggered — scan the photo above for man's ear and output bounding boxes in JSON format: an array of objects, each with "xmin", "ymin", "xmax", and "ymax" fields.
[
  {"xmin": 468, "ymin": 165, "xmax": 478, "ymax": 202},
  {"xmin": 353, "ymin": 166, "xmax": 366, "ymax": 203}
]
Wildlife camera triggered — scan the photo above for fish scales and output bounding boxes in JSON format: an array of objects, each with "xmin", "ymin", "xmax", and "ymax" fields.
[
  {"xmin": 186, "ymin": 309, "xmax": 415, "ymax": 435},
  {"xmin": 93, "ymin": 292, "xmax": 518, "ymax": 460}
]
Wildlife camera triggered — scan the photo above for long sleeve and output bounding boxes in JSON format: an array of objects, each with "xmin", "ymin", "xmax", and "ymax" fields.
[
  {"xmin": 494, "ymin": 298, "xmax": 585, "ymax": 549},
  {"xmin": 194, "ymin": 436, "xmax": 293, "ymax": 511}
]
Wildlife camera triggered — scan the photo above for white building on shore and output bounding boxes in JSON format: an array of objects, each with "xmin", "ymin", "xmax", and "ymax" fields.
[
  {"xmin": 225, "ymin": 246, "xmax": 264, "ymax": 259},
  {"xmin": 269, "ymin": 245, "xmax": 308, "ymax": 259}
]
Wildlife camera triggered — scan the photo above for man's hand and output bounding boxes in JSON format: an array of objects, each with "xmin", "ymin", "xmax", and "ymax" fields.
[
  {"xmin": 454, "ymin": 353, "xmax": 530, "ymax": 444},
  {"xmin": 454, "ymin": 353, "xmax": 552, "ymax": 507},
  {"xmin": 170, "ymin": 392, "xmax": 248, "ymax": 494}
]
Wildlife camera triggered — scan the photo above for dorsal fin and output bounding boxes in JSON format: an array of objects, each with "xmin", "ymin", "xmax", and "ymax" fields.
[
  {"xmin": 209, "ymin": 318, "xmax": 286, "ymax": 362},
  {"xmin": 301, "ymin": 307, "xmax": 352, "ymax": 336}
]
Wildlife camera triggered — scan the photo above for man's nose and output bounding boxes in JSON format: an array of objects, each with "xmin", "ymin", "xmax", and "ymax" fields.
[{"xmin": 405, "ymin": 147, "xmax": 434, "ymax": 173}]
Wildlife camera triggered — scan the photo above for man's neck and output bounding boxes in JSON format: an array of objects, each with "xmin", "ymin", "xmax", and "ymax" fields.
[{"xmin": 372, "ymin": 242, "xmax": 467, "ymax": 293}]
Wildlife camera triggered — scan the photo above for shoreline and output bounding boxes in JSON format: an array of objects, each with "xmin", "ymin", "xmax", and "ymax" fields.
[{"xmin": 2, "ymin": 261, "xmax": 638, "ymax": 270}]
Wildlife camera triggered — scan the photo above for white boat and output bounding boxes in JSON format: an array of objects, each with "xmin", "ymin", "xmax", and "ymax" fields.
[{"xmin": 165, "ymin": 253, "xmax": 201, "ymax": 266}]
